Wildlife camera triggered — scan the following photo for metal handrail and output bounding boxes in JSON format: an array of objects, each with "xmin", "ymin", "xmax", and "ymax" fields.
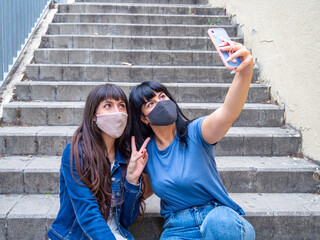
[{"xmin": 0, "ymin": 0, "xmax": 53, "ymax": 86}]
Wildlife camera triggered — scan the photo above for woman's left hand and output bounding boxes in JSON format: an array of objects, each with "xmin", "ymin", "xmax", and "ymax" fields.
[
  {"xmin": 126, "ymin": 136, "xmax": 150, "ymax": 185},
  {"xmin": 219, "ymin": 41, "xmax": 254, "ymax": 73}
]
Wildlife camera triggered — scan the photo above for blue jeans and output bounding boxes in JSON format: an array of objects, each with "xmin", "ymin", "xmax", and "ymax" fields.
[{"xmin": 160, "ymin": 203, "xmax": 255, "ymax": 240}]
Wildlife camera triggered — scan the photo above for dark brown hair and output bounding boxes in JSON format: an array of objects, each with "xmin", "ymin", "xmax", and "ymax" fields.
[
  {"xmin": 129, "ymin": 81, "xmax": 190, "ymax": 150},
  {"xmin": 70, "ymin": 84, "xmax": 144, "ymax": 220}
]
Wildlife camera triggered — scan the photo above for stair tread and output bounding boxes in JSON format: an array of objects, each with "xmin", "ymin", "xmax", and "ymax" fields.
[
  {"xmin": 0, "ymin": 155, "xmax": 316, "ymax": 172},
  {"xmin": 54, "ymin": 13, "xmax": 227, "ymax": 17},
  {"xmin": 27, "ymin": 63, "xmax": 253, "ymax": 69},
  {"xmin": 59, "ymin": 3, "xmax": 218, "ymax": 7},
  {"xmin": 4, "ymin": 101, "xmax": 282, "ymax": 109},
  {"xmin": 1, "ymin": 156, "xmax": 318, "ymax": 194},
  {"xmin": 41, "ymin": 34, "xmax": 242, "ymax": 40},
  {"xmin": 1, "ymin": 193, "xmax": 320, "ymax": 218},
  {"xmin": 144, "ymin": 193, "xmax": 320, "ymax": 216},
  {"xmin": 36, "ymin": 48, "xmax": 223, "ymax": 53},
  {"xmin": 49, "ymin": 22, "xmax": 234, "ymax": 27},
  {"xmin": 0, "ymin": 126, "xmax": 300, "ymax": 137},
  {"xmin": 16, "ymin": 81, "xmax": 263, "ymax": 87}
]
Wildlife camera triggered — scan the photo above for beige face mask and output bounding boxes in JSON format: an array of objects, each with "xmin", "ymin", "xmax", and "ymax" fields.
[{"xmin": 95, "ymin": 112, "xmax": 128, "ymax": 138}]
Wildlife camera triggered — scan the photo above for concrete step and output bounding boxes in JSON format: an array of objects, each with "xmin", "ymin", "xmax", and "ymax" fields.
[
  {"xmin": 34, "ymin": 48, "xmax": 238, "ymax": 66},
  {"xmin": 218, "ymin": 156, "xmax": 320, "ymax": 194},
  {"xmin": 0, "ymin": 156, "xmax": 61, "ymax": 194},
  {"xmin": 1, "ymin": 193, "xmax": 319, "ymax": 239},
  {"xmin": 0, "ymin": 156, "xmax": 318, "ymax": 194},
  {"xmin": 75, "ymin": 0, "xmax": 209, "ymax": 4},
  {"xmin": 2, "ymin": 102, "xmax": 283, "ymax": 127},
  {"xmin": 40, "ymin": 35, "xmax": 243, "ymax": 50},
  {"xmin": 47, "ymin": 23, "xmax": 236, "ymax": 37},
  {"xmin": 0, "ymin": 126, "xmax": 300, "ymax": 156},
  {"xmin": 26, "ymin": 64, "xmax": 259, "ymax": 83},
  {"xmin": 130, "ymin": 194, "xmax": 320, "ymax": 240},
  {"xmin": 53, "ymin": 13, "xmax": 230, "ymax": 25},
  {"xmin": 58, "ymin": 3, "xmax": 225, "ymax": 15},
  {"xmin": 15, "ymin": 82, "xmax": 269, "ymax": 104}
]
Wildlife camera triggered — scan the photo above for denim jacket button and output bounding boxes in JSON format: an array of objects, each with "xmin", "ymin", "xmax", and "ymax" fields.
[
  {"xmin": 116, "ymin": 192, "xmax": 120, "ymax": 197},
  {"xmin": 111, "ymin": 177, "xmax": 116, "ymax": 182}
]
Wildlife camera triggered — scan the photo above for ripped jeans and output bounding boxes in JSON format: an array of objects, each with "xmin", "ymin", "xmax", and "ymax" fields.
[{"xmin": 160, "ymin": 202, "xmax": 255, "ymax": 240}]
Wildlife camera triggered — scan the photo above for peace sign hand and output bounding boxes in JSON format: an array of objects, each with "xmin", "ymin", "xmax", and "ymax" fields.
[{"xmin": 126, "ymin": 136, "xmax": 150, "ymax": 185}]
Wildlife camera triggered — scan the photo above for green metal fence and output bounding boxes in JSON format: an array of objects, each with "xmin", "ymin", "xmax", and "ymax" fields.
[{"xmin": 0, "ymin": 0, "xmax": 53, "ymax": 86}]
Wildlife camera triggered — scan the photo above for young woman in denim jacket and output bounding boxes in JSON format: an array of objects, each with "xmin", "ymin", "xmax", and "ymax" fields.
[
  {"xmin": 129, "ymin": 42, "xmax": 256, "ymax": 239},
  {"xmin": 47, "ymin": 84, "xmax": 150, "ymax": 240}
]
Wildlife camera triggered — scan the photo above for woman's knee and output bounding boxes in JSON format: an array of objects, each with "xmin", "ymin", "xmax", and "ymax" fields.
[
  {"xmin": 241, "ymin": 217, "xmax": 255, "ymax": 240},
  {"xmin": 200, "ymin": 206, "xmax": 255, "ymax": 240}
]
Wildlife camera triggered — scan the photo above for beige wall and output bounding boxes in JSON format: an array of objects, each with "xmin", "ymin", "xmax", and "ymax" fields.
[{"xmin": 209, "ymin": 0, "xmax": 320, "ymax": 161}]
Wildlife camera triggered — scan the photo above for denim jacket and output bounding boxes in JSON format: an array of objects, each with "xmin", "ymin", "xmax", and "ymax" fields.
[{"xmin": 47, "ymin": 143, "xmax": 141, "ymax": 240}]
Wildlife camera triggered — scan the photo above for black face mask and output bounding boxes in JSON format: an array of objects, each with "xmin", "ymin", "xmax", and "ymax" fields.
[{"xmin": 147, "ymin": 100, "xmax": 178, "ymax": 126}]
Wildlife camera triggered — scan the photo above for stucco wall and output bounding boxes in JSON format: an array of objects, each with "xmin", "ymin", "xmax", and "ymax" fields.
[{"xmin": 209, "ymin": 0, "xmax": 320, "ymax": 161}]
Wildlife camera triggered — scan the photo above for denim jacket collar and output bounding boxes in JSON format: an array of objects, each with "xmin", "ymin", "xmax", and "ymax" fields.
[{"xmin": 115, "ymin": 149, "xmax": 127, "ymax": 165}]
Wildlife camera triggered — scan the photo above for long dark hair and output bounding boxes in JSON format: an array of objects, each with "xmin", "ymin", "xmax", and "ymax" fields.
[
  {"xmin": 70, "ymin": 84, "xmax": 144, "ymax": 220},
  {"xmin": 129, "ymin": 81, "xmax": 190, "ymax": 149}
]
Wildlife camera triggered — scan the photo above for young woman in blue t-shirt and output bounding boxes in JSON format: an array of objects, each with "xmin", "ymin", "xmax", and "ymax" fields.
[
  {"xmin": 47, "ymin": 84, "xmax": 150, "ymax": 240},
  {"xmin": 129, "ymin": 42, "xmax": 256, "ymax": 239}
]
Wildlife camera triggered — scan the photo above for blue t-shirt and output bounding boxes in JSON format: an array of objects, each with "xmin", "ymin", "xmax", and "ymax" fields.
[{"xmin": 145, "ymin": 116, "xmax": 245, "ymax": 220}]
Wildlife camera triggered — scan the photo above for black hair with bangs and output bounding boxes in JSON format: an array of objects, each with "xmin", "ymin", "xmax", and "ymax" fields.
[{"xmin": 129, "ymin": 81, "xmax": 190, "ymax": 149}]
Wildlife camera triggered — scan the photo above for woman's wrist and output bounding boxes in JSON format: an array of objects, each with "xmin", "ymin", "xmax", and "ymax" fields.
[
  {"xmin": 237, "ymin": 63, "xmax": 253, "ymax": 80},
  {"xmin": 126, "ymin": 175, "xmax": 140, "ymax": 185}
]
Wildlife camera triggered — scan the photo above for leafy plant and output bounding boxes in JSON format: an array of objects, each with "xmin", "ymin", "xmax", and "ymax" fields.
[{"xmin": 208, "ymin": 18, "xmax": 221, "ymax": 25}]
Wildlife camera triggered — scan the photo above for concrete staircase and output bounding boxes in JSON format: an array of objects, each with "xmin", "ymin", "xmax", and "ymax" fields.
[{"xmin": 0, "ymin": 0, "xmax": 320, "ymax": 239}]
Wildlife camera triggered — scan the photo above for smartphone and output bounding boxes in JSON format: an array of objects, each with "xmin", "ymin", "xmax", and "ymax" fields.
[{"xmin": 207, "ymin": 28, "xmax": 241, "ymax": 70}]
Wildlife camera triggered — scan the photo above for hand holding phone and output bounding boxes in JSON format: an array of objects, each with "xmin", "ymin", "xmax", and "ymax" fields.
[{"xmin": 207, "ymin": 28, "xmax": 242, "ymax": 70}]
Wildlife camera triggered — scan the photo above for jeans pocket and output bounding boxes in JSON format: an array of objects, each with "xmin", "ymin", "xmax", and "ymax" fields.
[{"xmin": 163, "ymin": 215, "xmax": 175, "ymax": 229}]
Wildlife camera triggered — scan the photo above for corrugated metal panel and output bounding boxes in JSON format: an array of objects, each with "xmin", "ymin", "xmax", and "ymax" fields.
[{"xmin": 0, "ymin": 0, "xmax": 53, "ymax": 86}]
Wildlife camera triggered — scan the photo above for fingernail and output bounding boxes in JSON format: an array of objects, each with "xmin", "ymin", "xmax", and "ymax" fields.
[
  {"xmin": 230, "ymin": 70, "xmax": 237, "ymax": 74},
  {"xmin": 141, "ymin": 150, "xmax": 144, "ymax": 154},
  {"xmin": 226, "ymin": 57, "xmax": 231, "ymax": 62}
]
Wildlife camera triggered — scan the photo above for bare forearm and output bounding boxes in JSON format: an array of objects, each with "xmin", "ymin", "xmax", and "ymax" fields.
[
  {"xmin": 201, "ymin": 42, "xmax": 254, "ymax": 144},
  {"xmin": 221, "ymin": 66, "xmax": 253, "ymax": 124}
]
